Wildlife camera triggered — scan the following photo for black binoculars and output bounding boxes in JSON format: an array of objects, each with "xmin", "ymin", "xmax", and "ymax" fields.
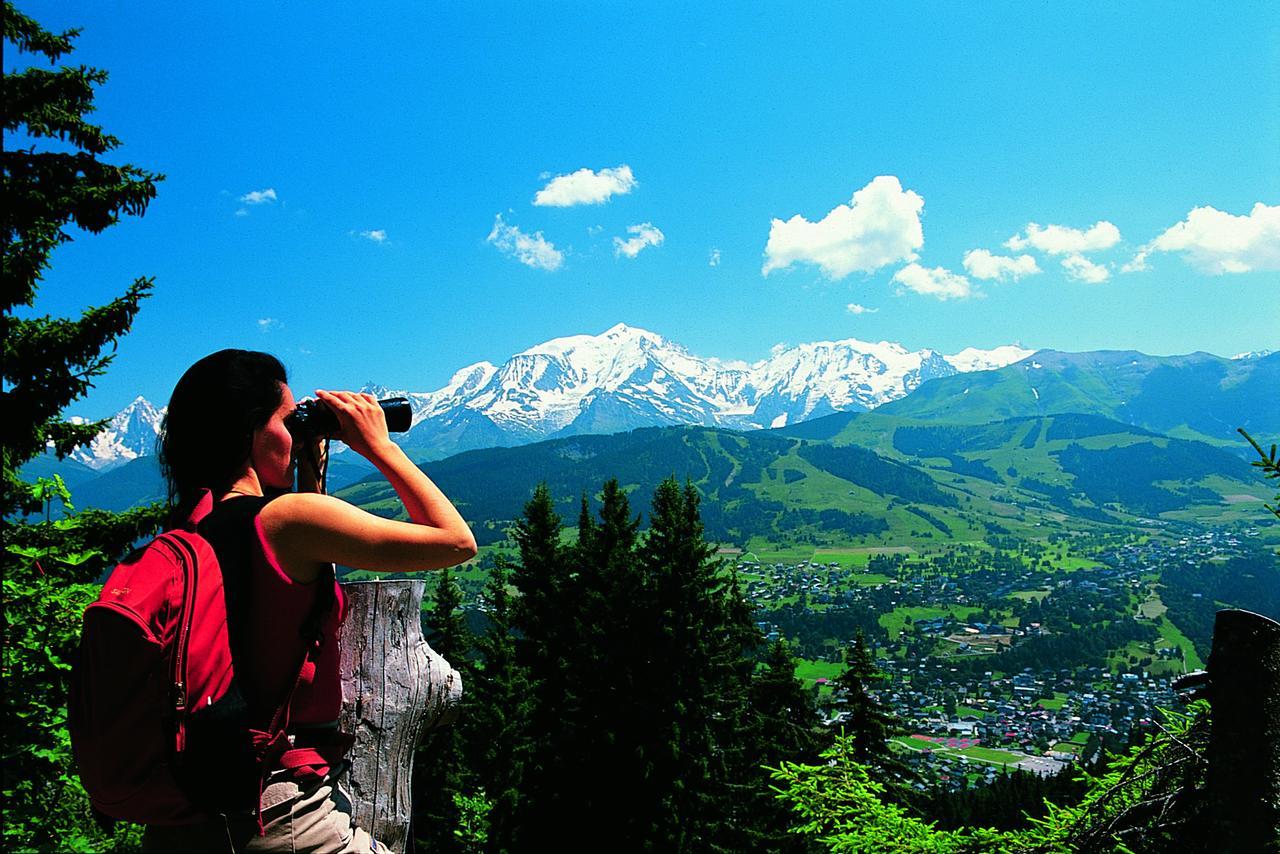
[{"xmin": 286, "ymin": 396, "xmax": 413, "ymax": 442}]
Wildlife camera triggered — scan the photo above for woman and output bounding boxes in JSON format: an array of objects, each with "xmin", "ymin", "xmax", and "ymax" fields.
[{"xmin": 146, "ymin": 349, "xmax": 476, "ymax": 853}]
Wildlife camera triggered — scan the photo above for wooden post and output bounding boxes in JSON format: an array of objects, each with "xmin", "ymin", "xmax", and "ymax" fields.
[
  {"xmin": 337, "ymin": 580, "xmax": 464, "ymax": 854},
  {"xmin": 1204, "ymin": 608, "xmax": 1280, "ymax": 851}
]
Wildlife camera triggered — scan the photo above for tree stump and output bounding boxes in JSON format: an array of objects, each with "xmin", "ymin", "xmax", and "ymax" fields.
[{"xmin": 337, "ymin": 580, "xmax": 464, "ymax": 854}]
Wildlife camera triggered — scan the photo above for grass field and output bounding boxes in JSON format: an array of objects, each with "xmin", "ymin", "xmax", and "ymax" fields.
[
  {"xmin": 1154, "ymin": 616, "xmax": 1205, "ymax": 670},
  {"xmin": 1037, "ymin": 692, "xmax": 1069, "ymax": 711},
  {"xmin": 794, "ymin": 657, "xmax": 844, "ymax": 690},
  {"xmin": 879, "ymin": 604, "xmax": 981, "ymax": 639},
  {"xmin": 953, "ymin": 746, "xmax": 1027, "ymax": 766}
]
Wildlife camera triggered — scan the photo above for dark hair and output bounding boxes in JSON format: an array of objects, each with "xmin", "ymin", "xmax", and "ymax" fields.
[{"xmin": 159, "ymin": 349, "xmax": 288, "ymax": 516}]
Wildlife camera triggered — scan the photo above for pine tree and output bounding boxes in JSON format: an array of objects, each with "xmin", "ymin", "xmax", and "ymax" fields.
[
  {"xmin": 743, "ymin": 638, "xmax": 827, "ymax": 850},
  {"xmin": 639, "ymin": 478, "xmax": 754, "ymax": 850},
  {"xmin": 509, "ymin": 484, "xmax": 574, "ymax": 846},
  {"xmin": 834, "ymin": 629, "xmax": 919, "ymax": 806},
  {"xmin": 466, "ymin": 558, "xmax": 529, "ymax": 853},
  {"xmin": 413, "ymin": 568, "xmax": 474, "ymax": 853},
  {"xmin": 2, "ymin": 6, "xmax": 163, "ymax": 848},
  {"xmin": 566, "ymin": 480, "xmax": 644, "ymax": 841},
  {"xmin": 2, "ymin": 2, "xmax": 162, "ymax": 519}
]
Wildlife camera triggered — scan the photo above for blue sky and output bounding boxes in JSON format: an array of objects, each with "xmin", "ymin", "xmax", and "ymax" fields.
[{"xmin": 10, "ymin": 1, "xmax": 1279, "ymax": 417}]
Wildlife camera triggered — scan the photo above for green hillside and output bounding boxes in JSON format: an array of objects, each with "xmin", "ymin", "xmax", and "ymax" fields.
[
  {"xmin": 339, "ymin": 414, "xmax": 1268, "ymax": 548},
  {"xmin": 871, "ymin": 350, "xmax": 1279, "ymax": 448}
]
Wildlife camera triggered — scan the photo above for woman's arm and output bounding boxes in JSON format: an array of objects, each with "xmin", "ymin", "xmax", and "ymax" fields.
[{"xmin": 261, "ymin": 390, "xmax": 477, "ymax": 581}]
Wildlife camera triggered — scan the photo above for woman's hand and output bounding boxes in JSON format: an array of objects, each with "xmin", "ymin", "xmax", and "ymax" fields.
[
  {"xmin": 295, "ymin": 436, "xmax": 328, "ymax": 493},
  {"xmin": 314, "ymin": 389, "xmax": 395, "ymax": 462}
]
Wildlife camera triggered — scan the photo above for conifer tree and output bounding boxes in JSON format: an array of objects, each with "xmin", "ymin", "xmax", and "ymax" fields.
[
  {"xmin": 566, "ymin": 480, "xmax": 644, "ymax": 840},
  {"xmin": 466, "ymin": 558, "xmax": 529, "ymax": 853},
  {"xmin": 2, "ymin": 6, "xmax": 163, "ymax": 847},
  {"xmin": 745, "ymin": 639, "xmax": 828, "ymax": 850},
  {"xmin": 414, "ymin": 568, "xmax": 474, "ymax": 853},
  {"xmin": 834, "ymin": 629, "xmax": 919, "ymax": 806},
  {"xmin": 509, "ymin": 484, "xmax": 574, "ymax": 846},
  {"xmin": 639, "ymin": 478, "xmax": 754, "ymax": 850},
  {"xmin": 2, "ymin": 2, "xmax": 161, "ymax": 518}
]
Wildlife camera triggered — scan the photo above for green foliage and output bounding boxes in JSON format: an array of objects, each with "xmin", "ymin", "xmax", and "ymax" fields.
[
  {"xmin": 451, "ymin": 789, "xmax": 492, "ymax": 852},
  {"xmin": 2, "ymin": 4, "xmax": 162, "ymax": 848},
  {"xmin": 1238, "ymin": 427, "xmax": 1279, "ymax": 520},
  {"xmin": 3, "ymin": 484, "xmax": 145, "ymax": 853},
  {"xmin": 771, "ymin": 704, "xmax": 1216, "ymax": 853},
  {"xmin": 770, "ymin": 733, "xmax": 1009, "ymax": 853}
]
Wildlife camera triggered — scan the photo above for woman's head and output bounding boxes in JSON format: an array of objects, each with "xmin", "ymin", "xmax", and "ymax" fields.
[{"xmin": 159, "ymin": 349, "xmax": 291, "ymax": 510}]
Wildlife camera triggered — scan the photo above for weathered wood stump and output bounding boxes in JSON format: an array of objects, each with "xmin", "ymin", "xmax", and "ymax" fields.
[{"xmin": 338, "ymin": 580, "xmax": 464, "ymax": 854}]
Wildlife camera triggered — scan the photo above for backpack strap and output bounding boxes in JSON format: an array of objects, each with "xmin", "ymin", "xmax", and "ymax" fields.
[{"xmin": 247, "ymin": 562, "xmax": 338, "ymax": 835}]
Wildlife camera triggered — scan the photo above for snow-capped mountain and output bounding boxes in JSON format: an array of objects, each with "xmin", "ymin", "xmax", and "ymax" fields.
[
  {"xmin": 72, "ymin": 325, "xmax": 1034, "ymax": 467},
  {"xmin": 379, "ymin": 323, "xmax": 1032, "ymax": 457},
  {"xmin": 69, "ymin": 396, "xmax": 166, "ymax": 470}
]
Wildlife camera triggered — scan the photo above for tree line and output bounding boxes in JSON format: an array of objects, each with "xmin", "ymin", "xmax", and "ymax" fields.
[{"xmin": 412, "ymin": 479, "xmax": 830, "ymax": 852}]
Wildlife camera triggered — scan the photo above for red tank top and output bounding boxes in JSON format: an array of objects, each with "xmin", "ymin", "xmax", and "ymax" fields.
[{"xmin": 198, "ymin": 496, "xmax": 346, "ymax": 726}]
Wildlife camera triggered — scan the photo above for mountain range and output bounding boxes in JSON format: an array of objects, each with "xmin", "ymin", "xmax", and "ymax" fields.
[{"xmin": 64, "ymin": 324, "xmax": 1035, "ymax": 470}]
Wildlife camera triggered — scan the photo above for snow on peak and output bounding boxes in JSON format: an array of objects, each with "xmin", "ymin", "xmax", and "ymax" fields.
[
  {"xmin": 945, "ymin": 345, "xmax": 1036, "ymax": 373},
  {"xmin": 79, "ymin": 326, "xmax": 1046, "ymax": 466},
  {"xmin": 70, "ymin": 395, "xmax": 166, "ymax": 470}
]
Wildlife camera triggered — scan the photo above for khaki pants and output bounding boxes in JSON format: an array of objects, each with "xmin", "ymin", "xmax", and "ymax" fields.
[{"xmin": 142, "ymin": 767, "xmax": 380, "ymax": 853}]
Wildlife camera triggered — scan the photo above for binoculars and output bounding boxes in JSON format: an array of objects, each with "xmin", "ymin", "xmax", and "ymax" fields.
[{"xmin": 286, "ymin": 396, "xmax": 413, "ymax": 442}]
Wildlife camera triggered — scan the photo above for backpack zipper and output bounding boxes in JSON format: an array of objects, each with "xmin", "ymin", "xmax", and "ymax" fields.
[{"xmin": 164, "ymin": 534, "xmax": 200, "ymax": 754}]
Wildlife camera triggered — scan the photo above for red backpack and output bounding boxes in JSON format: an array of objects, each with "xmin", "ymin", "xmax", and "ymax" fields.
[{"xmin": 69, "ymin": 490, "xmax": 334, "ymax": 827}]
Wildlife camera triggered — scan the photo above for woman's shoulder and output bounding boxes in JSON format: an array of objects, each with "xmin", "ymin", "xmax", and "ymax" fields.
[{"xmin": 259, "ymin": 491, "xmax": 346, "ymax": 527}]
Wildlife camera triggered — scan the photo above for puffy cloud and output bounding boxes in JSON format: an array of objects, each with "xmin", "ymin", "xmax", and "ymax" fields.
[
  {"xmin": 359, "ymin": 229, "xmax": 388, "ymax": 243},
  {"xmin": 709, "ymin": 248, "xmax": 721, "ymax": 267},
  {"xmin": 891, "ymin": 263, "xmax": 972, "ymax": 300},
  {"xmin": 762, "ymin": 175, "xmax": 925, "ymax": 279},
  {"xmin": 239, "ymin": 188, "xmax": 278, "ymax": 205},
  {"xmin": 1129, "ymin": 202, "xmax": 1280, "ymax": 275},
  {"xmin": 962, "ymin": 249, "xmax": 1041, "ymax": 281},
  {"xmin": 257, "ymin": 317, "xmax": 282, "ymax": 332},
  {"xmin": 1005, "ymin": 221, "xmax": 1120, "ymax": 255},
  {"xmin": 613, "ymin": 223, "xmax": 664, "ymax": 258},
  {"xmin": 1061, "ymin": 253, "xmax": 1110, "ymax": 283},
  {"xmin": 486, "ymin": 214, "xmax": 564, "ymax": 271},
  {"xmin": 533, "ymin": 165, "xmax": 637, "ymax": 207},
  {"xmin": 845, "ymin": 303, "xmax": 879, "ymax": 315}
]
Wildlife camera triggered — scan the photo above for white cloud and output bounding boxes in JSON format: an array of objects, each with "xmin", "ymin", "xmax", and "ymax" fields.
[
  {"xmin": 359, "ymin": 229, "xmax": 388, "ymax": 244},
  {"xmin": 845, "ymin": 303, "xmax": 879, "ymax": 315},
  {"xmin": 257, "ymin": 317, "xmax": 282, "ymax": 332},
  {"xmin": 891, "ymin": 263, "xmax": 972, "ymax": 300},
  {"xmin": 486, "ymin": 214, "xmax": 564, "ymax": 271},
  {"xmin": 613, "ymin": 223, "xmax": 664, "ymax": 259},
  {"xmin": 239, "ymin": 188, "xmax": 278, "ymax": 205},
  {"xmin": 533, "ymin": 165, "xmax": 637, "ymax": 207},
  {"xmin": 234, "ymin": 209, "xmax": 249, "ymax": 218},
  {"xmin": 1130, "ymin": 202, "xmax": 1280, "ymax": 275},
  {"xmin": 709, "ymin": 248, "xmax": 721, "ymax": 267},
  {"xmin": 762, "ymin": 175, "xmax": 925, "ymax": 279},
  {"xmin": 1005, "ymin": 221, "xmax": 1120, "ymax": 255},
  {"xmin": 1061, "ymin": 253, "xmax": 1110, "ymax": 283},
  {"xmin": 962, "ymin": 249, "xmax": 1041, "ymax": 281}
]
